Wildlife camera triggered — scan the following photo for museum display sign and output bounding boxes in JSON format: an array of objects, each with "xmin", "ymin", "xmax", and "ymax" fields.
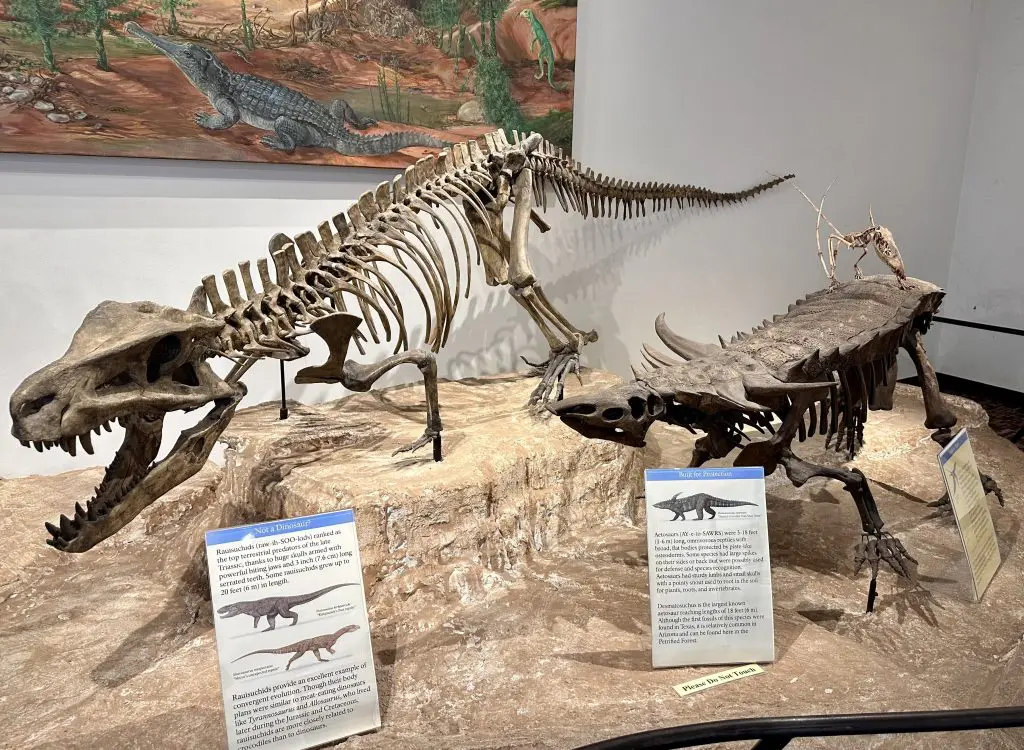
[
  {"xmin": 206, "ymin": 509, "xmax": 380, "ymax": 749},
  {"xmin": 646, "ymin": 467, "xmax": 774, "ymax": 668},
  {"xmin": 938, "ymin": 428, "xmax": 1002, "ymax": 601}
]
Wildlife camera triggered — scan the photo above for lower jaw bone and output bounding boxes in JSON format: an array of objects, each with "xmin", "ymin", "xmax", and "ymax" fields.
[{"xmin": 45, "ymin": 392, "xmax": 242, "ymax": 553}]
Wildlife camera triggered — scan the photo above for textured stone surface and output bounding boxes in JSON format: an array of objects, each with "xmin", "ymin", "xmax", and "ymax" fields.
[{"xmin": 2, "ymin": 381, "xmax": 1024, "ymax": 749}]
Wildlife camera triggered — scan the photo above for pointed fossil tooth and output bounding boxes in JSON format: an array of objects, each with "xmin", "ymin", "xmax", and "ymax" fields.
[
  {"xmin": 33, "ymin": 441, "xmax": 43, "ymax": 452},
  {"xmin": 79, "ymin": 432, "xmax": 94, "ymax": 455},
  {"xmin": 102, "ymin": 421, "xmax": 112, "ymax": 432},
  {"xmin": 93, "ymin": 426, "xmax": 101, "ymax": 435},
  {"xmin": 45, "ymin": 521, "xmax": 61, "ymax": 538},
  {"xmin": 59, "ymin": 514, "xmax": 75, "ymax": 537},
  {"xmin": 60, "ymin": 438, "xmax": 77, "ymax": 457},
  {"xmin": 20, "ymin": 439, "xmax": 29, "ymax": 448},
  {"xmin": 75, "ymin": 502, "xmax": 86, "ymax": 518}
]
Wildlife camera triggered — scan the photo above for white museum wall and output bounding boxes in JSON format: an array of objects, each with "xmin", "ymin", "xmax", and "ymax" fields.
[
  {"xmin": 939, "ymin": 0, "xmax": 1024, "ymax": 391},
  {"xmin": 0, "ymin": 0, "xmax": 986, "ymax": 478}
]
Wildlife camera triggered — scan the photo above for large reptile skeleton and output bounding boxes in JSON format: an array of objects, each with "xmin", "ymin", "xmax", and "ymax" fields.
[
  {"xmin": 9, "ymin": 129, "xmax": 792, "ymax": 554},
  {"xmin": 550, "ymin": 275, "xmax": 1004, "ymax": 583}
]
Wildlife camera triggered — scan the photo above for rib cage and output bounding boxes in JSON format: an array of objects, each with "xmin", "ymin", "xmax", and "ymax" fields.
[
  {"xmin": 638, "ymin": 276, "xmax": 944, "ymax": 458},
  {"xmin": 190, "ymin": 129, "xmax": 794, "ymax": 363}
]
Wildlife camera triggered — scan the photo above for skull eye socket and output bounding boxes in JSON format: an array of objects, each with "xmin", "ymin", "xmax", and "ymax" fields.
[
  {"xmin": 602, "ymin": 407, "xmax": 625, "ymax": 422},
  {"xmin": 647, "ymin": 395, "xmax": 662, "ymax": 414},
  {"xmin": 147, "ymin": 335, "xmax": 182, "ymax": 383},
  {"xmin": 628, "ymin": 396, "xmax": 646, "ymax": 419}
]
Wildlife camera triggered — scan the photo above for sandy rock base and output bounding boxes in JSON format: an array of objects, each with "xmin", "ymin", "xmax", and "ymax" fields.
[{"xmin": 2, "ymin": 379, "xmax": 1024, "ymax": 749}]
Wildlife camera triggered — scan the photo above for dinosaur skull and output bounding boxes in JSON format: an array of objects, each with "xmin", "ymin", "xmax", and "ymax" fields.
[
  {"xmin": 9, "ymin": 301, "xmax": 242, "ymax": 553},
  {"xmin": 547, "ymin": 382, "xmax": 665, "ymax": 447}
]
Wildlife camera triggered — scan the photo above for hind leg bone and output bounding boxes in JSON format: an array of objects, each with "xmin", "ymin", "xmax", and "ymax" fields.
[
  {"xmin": 903, "ymin": 328, "xmax": 1004, "ymax": 508},
  {"xmin": 778, "ymin": 449, "xmax": 917, "ymax": 580}
]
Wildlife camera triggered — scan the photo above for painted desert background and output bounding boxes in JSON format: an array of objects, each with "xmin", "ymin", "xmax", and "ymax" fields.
[{"xmin": 0, "ymin": 0, "xmax": 575, "ymax": 167}]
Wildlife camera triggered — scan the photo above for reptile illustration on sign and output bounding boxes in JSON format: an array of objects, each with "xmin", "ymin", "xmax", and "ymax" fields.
[
  {"xmin": 232, "ymin": 624, "xmax": 361, "ymax": 670},
  {"xmin": 652, "ymin": 493, "xmax": 759, "ymax": 521},
  {"xmin": 0, "ymin": 0, "xmax": 578, "ymax": 167},
  {"xmin": 217, "ymin": 583, "xmax": 359, "ymax": 631}
]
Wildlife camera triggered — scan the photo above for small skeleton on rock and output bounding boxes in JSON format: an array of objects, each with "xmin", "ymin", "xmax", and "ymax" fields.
[{"xmin": 793, "ymin": 181, "xmax": 907, "ymax": 292}]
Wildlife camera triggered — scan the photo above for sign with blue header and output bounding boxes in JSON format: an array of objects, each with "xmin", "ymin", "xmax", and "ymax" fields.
[
  {"xmin": 645, "ymin": 466, "xmax": 775, "ymax": 668},
  {"xmin": 205, "ymin": 509, "xmax": 380, "ymax": 750}
]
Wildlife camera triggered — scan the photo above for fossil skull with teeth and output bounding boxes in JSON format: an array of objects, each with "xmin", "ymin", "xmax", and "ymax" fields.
[{"xmin": 9, "ymin": 301, "xmax": 245, "ymax": 553}]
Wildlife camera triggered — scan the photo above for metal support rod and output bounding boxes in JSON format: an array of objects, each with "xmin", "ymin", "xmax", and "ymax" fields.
[{"xmin": 279, "ymin": 360, "xmax": 289, "ymax": 420}]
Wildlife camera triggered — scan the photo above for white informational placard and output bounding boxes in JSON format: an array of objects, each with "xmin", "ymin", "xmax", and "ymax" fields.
[
  {"xmin": 205, "ymin": 510, "xmax": 381, "ymax": 750},
  {"xmin": 645, "ymin": 467, "xmax": 774, "ymax": 669},
  {"xmin": 938, "ymin": 429, "xmax": 1001, "ymax": 601}
]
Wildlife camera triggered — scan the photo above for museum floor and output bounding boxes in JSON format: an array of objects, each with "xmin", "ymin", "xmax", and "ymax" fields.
[{"xmin": 2, "ymin": 372, "xmax": 1023, "ymax": 749}]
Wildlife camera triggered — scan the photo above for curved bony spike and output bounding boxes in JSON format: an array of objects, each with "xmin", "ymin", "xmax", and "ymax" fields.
[
  {"xmin": 654, "ymin": 313, "xmax": 719, "ymax": 360},
  {"xmin": 869, "ymin": 204, "xmax": 876, "ymax": 227}
]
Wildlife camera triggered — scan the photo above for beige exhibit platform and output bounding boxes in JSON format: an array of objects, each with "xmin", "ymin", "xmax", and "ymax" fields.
[{"xmin": 1, "ymin": 372, "xmax": 1024, "ymax": 749}]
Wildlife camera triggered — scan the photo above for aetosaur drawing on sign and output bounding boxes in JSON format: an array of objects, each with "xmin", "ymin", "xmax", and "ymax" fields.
[{"xmin": 652, "ymin": 493, "xmax": 759, "ymax": 521}]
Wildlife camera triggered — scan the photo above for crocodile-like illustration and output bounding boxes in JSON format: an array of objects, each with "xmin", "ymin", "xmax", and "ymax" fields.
[
  {"xmin": 550, "ymin": 275, "xmax": 1004, "ymax": 584},
  {"xmin": 218, "ymin": 583, "xmax": 358, "ymax": 631},
  {"xmin": 520, "ymin": 9, "xmax": 566, "ymax": 92},
  {"xmin": 10, "ymin": 127, "xmax": 792, "ymax": 555},
  {"xmin": 652, "ymin": 493, "xmax": 758, "ymax": 521},
  {"xmin": 232, "ymin": 624, "xmax": 360, "ymax": 670},
  {"xmin": 124, "ymin": 22, "xmax": 449, "ymax": 156}
]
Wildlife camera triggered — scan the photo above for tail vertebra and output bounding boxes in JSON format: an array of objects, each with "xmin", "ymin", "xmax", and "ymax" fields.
[
  {"xmin": 232, "ymin": 648, "xmax": 283, "ymax": 663},
  {"xmin": 526, "ymin": 137, "xmax": 793, "ymax": 219},
  {"xmin": 287, "ymin": 582, "xmax": 357, "ymax": 607},
  {"xmin": 710, "ymin": 499, "xmax": 758, "ymax": 508}
]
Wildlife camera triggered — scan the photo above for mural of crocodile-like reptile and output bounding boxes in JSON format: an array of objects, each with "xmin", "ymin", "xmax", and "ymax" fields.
[
  {"xmin": 550, "ymin": 275, "xmax": 1004, "ymax": 584},
  {"xmin": 9, "ymin": 128, "xmax": 791, "ymax": 555},
  {"xmin": 124, "ymin": 22, "xmax": 449, "ymax": 157}
]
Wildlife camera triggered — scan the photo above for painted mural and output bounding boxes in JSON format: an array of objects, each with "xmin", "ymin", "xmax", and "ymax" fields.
[{"xmin": 0, "ymin": 0, "xmax": 575, "ymax": 166}]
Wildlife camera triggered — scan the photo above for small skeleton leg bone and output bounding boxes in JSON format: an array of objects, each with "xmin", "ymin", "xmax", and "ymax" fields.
[{"xmin": 792, "ymin": 179, "xmax": 840, "ymax": 286}]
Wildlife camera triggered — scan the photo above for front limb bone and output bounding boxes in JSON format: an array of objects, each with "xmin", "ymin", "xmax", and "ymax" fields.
[{"xmin": 507, "ymin": 166, "xmax": 597, "ymax": 405}]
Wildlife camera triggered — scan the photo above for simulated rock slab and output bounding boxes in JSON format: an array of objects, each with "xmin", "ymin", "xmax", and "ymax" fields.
[
  {"xmin": 211, "ymin": 370, "xmax": 644, "ymax": 595},
  {"xmin": 2, "ymin": 382, "xmax": 1024, "ymax": 749}
]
